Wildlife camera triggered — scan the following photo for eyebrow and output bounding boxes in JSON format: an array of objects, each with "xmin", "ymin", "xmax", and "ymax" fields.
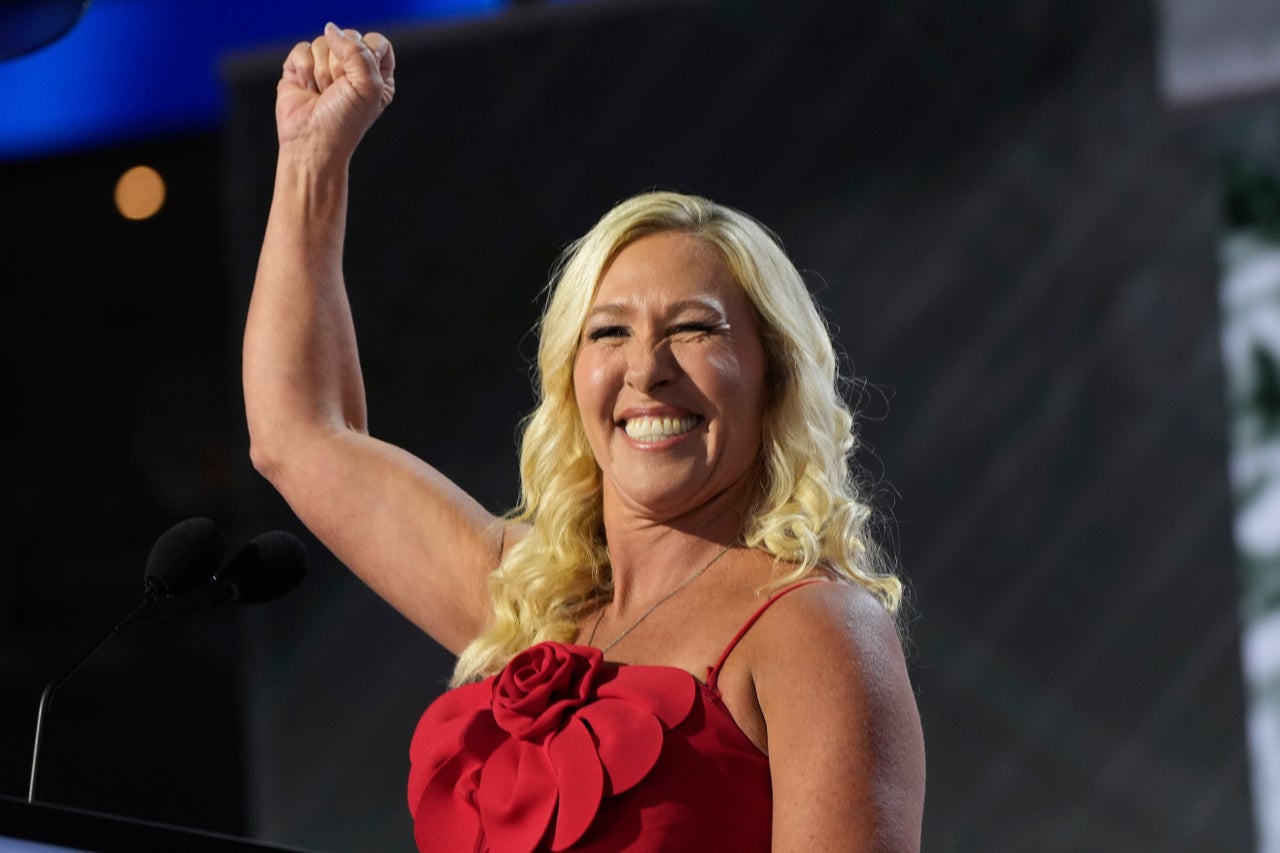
[{"xmin": 583, "ymin": 296, "xmax": 727, "ymax": 322}]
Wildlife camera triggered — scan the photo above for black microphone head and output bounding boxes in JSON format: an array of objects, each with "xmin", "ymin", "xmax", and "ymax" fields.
[
  {"xmin": 217, "ymin": 530, "xmax": 308, "ymax": 605},
  {"xmin": 144, "ymin": 517, "xmax": 226, "ymax": 596}
]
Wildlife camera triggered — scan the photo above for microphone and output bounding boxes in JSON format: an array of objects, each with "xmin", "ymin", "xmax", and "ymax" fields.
[
  {"xmin": 125, "ymin": 529, "xmax": 309, "ymax": 626},
  {"xmin": 143, "ymin": 516, "xmax": 227, "ymax": 598},
  {"xmin": 28, "ymin": 516, "xmax": 229, "ymax": 802},
  {"xmin": 211, "ymin": 529, "xmax": 308, "ymax": 606}
]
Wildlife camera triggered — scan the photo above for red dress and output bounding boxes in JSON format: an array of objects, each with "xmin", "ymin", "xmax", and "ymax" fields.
[{"xmin": 407, "ymin": 580, "xmax": 824, "ymax": 852}]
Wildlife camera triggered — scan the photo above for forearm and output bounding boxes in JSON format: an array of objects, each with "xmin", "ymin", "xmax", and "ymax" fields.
[{"xmin": 243, "ymin": 145, "xmax": 368, "ymax": 474}]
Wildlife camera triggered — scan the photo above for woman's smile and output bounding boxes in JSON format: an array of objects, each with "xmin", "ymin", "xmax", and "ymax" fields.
[{"xmin": 620, "ymin": 410, "xmax": 701, "ymax": 442}]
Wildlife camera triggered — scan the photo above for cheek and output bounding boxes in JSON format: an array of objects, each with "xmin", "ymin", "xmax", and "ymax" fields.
[
  {"xmin": 571, "ymin": 356, "xmax": 590, "ymax": 416},
  {"xmin": 740, "ymin": 341, "xmax": 770, "ymax": 416},
  {"xmin": 572, "ymin": 352, "xmax": 612, "ymax": 418},
  {"xmin": 702, "ymin": 349, "xmax": 764, "ymax": 406},
  {"xmin": 704, "ymin": 348, "xmax": 768, "ymax": 441}
]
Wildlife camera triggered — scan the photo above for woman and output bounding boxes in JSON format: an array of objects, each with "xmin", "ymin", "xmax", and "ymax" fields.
[{"xmin": 244, "ymin": 22, "xmax": 926, "ymax": 852}]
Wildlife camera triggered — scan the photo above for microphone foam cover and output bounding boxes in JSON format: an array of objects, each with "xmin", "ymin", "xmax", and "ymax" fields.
[
  {"xmin": 144, "ymin": 517, "xmax": 227, "ymax": 596},
  {"xmin": 220, "ymin": 530, "xmax": 308, "ymax": 605}
]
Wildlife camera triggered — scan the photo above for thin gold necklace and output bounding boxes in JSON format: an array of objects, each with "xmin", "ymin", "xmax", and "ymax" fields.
[{"xmin": 588, "ymin": 540, "xmax": 735, "ymax": 654}]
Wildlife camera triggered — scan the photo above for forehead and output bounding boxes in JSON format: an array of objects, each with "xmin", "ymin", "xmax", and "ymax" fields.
[{"xmin": 590, "ymin": 231, "xmax": 743, "ymax": 310}]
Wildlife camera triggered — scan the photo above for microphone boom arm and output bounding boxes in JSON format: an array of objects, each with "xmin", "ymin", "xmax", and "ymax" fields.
[{"xmin": 28, "ymin": 587, "xmax": 158, "ymax": 802}]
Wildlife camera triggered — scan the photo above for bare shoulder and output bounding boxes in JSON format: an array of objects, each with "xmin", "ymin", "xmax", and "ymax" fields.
[
  {"xmin": 747, "ymin": 578, "xmax": 907, "ymax": 679},
  {"xmin": 746, "ymin": 579, "xmax": 926, "ymax": 851}
]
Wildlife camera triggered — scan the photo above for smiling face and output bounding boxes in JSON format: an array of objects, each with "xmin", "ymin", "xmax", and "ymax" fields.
[{"xmin": 572, "ymin": 230, "xmax": 769, "ymax": 523}]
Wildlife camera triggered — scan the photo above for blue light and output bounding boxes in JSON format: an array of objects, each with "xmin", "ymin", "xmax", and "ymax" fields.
[{"xmin": 0, "ymin": 0, "xmax": 507, "ymax": 161}]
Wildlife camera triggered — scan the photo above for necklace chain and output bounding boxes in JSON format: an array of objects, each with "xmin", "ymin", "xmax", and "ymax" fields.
[{"xmin": 587, "ymin": 541, "xmax": 735, "ymax": 654}]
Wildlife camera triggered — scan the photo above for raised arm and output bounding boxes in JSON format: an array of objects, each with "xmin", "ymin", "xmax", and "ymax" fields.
[{"xmin": 243, "ymin": 23, "xmax": 510, "ymax": 653}]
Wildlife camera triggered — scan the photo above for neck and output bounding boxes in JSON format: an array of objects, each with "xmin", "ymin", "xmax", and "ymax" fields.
[{"xmin": 601, "ymin": 489, "xmax": 752, "ymax": 614}]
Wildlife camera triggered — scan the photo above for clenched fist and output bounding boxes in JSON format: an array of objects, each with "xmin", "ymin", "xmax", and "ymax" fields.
[{"xmin": 275, "ymin": 22, "xmax": 396, "ymax": 157}]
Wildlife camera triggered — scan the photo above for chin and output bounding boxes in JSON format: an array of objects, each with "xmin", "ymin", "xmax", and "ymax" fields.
[{"xmin": 607, "ymin": 478, "xmax": 704, "ymax": 518}]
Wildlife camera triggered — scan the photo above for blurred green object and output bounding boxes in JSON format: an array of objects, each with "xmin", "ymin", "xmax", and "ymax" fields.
[{"xmin": 1226, "ymin": 157, "xmax": 1280, "ymax": 240}]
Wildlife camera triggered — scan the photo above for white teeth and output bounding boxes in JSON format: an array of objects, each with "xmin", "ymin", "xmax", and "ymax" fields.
[{"xmin": 624, "ymin": 415, "xmax": 698, "ymax": 441}]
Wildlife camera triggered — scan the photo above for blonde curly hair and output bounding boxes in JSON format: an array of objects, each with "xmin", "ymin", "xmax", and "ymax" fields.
[{"xmin": 451, "ymin": 190, "xmax": 901, "ymax": 685}]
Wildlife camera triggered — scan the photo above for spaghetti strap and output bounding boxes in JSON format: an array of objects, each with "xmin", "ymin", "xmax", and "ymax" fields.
[{"xmin": 706, "ymin": 578, "xmax": 829, "ymax": 690}]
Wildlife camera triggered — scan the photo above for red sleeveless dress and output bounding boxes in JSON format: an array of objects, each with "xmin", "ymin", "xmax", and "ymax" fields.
[{"xmin": 406, "ymin": 580, "xmax": 824, "ymax": 852}]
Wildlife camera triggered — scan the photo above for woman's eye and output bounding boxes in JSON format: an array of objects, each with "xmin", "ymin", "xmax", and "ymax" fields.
[
  {"xmin": 670, "ymin": 322, "xmax": 717, "ymax": 337},
  {"xmin": 586, "ymin": 325, "xmax": 627, "ymax": 341}
]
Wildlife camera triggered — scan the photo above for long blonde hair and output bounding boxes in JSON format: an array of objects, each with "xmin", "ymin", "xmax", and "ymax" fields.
[{"xmin": 451, "ymin": 190, "xmax": 902, "ymax": 685}]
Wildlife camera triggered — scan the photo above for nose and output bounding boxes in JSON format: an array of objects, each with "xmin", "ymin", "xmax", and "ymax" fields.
[{"xmin": 624, "ymin": 339, "xmax": 678, "ymax": 391}]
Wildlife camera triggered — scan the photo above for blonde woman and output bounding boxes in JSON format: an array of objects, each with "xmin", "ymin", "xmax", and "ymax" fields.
[{"xmin": 245, "ymin": 22, "xmax": 926, "ymax": 852}]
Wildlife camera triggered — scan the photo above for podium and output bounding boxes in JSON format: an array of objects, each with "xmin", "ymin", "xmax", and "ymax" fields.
[{"xmin": 0, "ymin": 796, "xmax": 317, "ymax": 852}]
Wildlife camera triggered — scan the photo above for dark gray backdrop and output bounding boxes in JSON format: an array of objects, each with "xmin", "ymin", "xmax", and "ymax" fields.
[{"xmin": 0, "ymin": 0, "xmax": 1261, "ymax": 850}]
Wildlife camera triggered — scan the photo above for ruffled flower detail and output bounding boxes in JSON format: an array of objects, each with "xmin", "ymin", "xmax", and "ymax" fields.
[{"xmin": 408, "ymin": 642, "xmax": 697, "ymax": 852}]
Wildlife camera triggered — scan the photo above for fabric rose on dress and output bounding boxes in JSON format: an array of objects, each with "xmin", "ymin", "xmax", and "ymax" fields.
[
  {"xmin": 491, "ymin": 642, "xmax": 604, "ymax": 739},
  {"xmin": 408, "ymin": 642, "xmax": 697, "ymax": 853}
]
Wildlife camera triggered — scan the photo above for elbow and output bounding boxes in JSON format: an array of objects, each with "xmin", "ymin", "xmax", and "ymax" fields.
[
  {"xmin": 244, "ymin": 410, "xmax": 304, "ymax": 486},
  {"xmin": 245, "ymin": 415, "xmax": 359, "ymax": 489},
  {"xmin": 247, "ymin": 431, "xmax": 287, "ymax": 485}
]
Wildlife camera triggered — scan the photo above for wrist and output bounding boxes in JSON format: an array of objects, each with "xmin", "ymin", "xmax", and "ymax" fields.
[{"xmin": 275, "ymin": 138, "xmax": 353, "ymax": 181}]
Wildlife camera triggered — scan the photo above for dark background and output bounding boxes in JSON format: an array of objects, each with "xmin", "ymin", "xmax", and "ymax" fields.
[{"xmin": 1, "ymin": 0, "xmax": 1271, "ymax": 850}]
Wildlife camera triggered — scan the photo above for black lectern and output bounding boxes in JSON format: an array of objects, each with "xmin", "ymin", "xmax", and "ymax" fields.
[{"xmin": 0, "ymin": 796, "xmax": 318, "ymax": 852}]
